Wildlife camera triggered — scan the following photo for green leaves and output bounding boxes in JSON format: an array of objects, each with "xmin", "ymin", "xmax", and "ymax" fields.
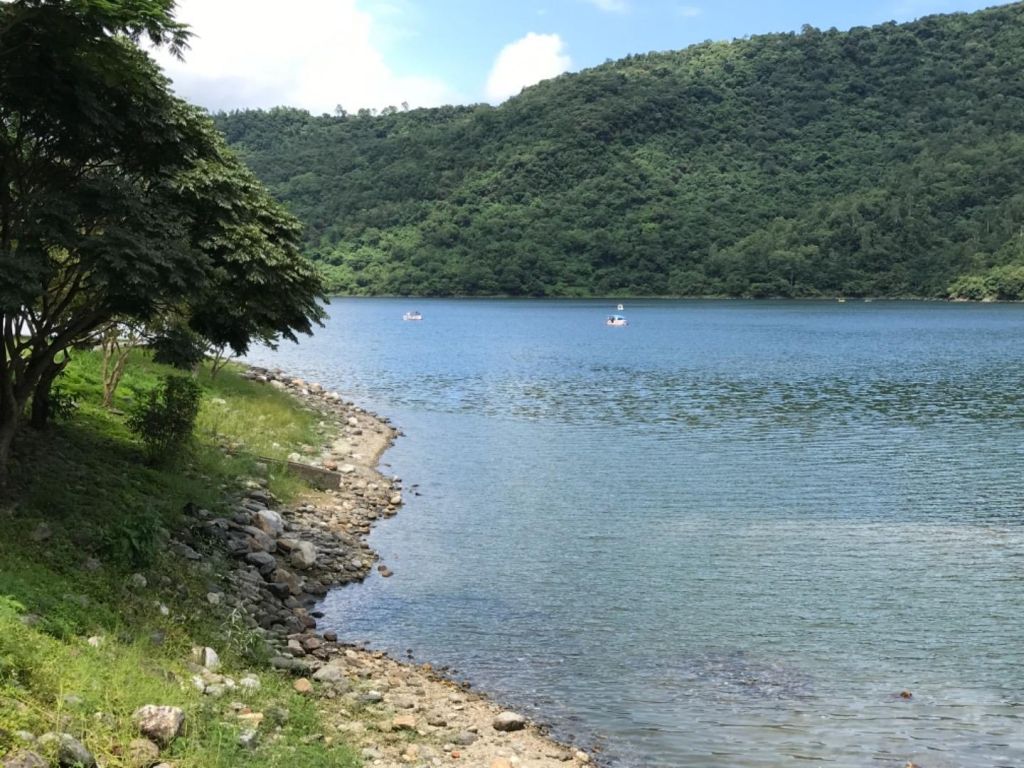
[{"xmin": 218, "ymin": 3, "xmax": 1024, "ymax": 298}]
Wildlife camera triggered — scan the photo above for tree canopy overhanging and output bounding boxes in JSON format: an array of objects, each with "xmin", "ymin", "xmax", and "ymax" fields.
[
  {"xmin": 0, "ymin": 0, "xmax": 325, "ymax": 481},
  {"xmin": 216, "ymin": 2, "xmax": 1024, "ymax": 300}
]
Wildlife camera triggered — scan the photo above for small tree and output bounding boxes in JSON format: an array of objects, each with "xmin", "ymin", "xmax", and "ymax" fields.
[
  {"xmin": 126, "ymin": 374, "xmax": 202, "ymax": 464},
  {"xmin": 100, "ymin": 321, "xmax": 146, "ymax": 408}
]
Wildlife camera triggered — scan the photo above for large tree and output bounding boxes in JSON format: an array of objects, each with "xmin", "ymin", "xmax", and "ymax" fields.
[{"xmin": 0, "ymin": 0, "xmax": 324, "ymax": 483}]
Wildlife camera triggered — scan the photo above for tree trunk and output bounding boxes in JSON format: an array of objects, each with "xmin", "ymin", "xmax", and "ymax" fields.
[
  {"xmin": 29, "ymin": 354, "xmax": 69, "ymax": 429},
  {"xmin": 0, "ymin": 390, "xmax": 18, "ymax": 491}
]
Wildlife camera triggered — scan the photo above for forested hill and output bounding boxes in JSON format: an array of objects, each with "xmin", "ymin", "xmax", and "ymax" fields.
[{"xmin": 216, "ymin": 3, "xmax": 1024, "ymax": 299}]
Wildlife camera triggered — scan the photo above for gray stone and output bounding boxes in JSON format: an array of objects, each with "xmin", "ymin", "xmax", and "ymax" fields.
[
  {"xmin": 37, "ymin": 733, "xmax": 95, "ymax": 767},
  {"xmin": 270, "ymin": 656, "xmax": 310, "ymax": 674},
  {"xmin": 492, "ymin": 711, "xmax": 527, "ymax": 732},
  {"xmin": 290, "ymin": 541, "xmax": 317, "ymax": 570},
  {"xmin": 391, "ymin": 695, "xmax": 416, "ymax": 710},
  {"xmin": 30, "ymin": 523, "xmax": 52, "ymax": 543},
  {"xmin": 192, "ymin": 646, "xmax": 221, "ymax": 671},
  {"xmin": 125, "ymin": 739, "xmax": 160, "ymax": 768},
  {"xmin": 253, "ymin": 509, "xmax": 284, "ymax": 536},
  {"xmin": 312, "ymin": 662, "xmax": 348, "ymax": 685},
  {"xmin": 273, "ymin": 567, "xmax": 302, "ymax": 596},
  {"xmin": 241, "ymin": 527, "xmax": 276, "ymax": 553},
  {"xmin": 238, "ymin": 729, "xmax": 259, "ymax": 750},
  {"xmin": 126, "ymin": 573, "xmax": 147, "ymax": 590},
  {"xmin": 453, "ymin": 730, "xmax": 479, "ymax": 746},
  {"xmin": 245, "ymin": 551, "xmax": 276, "ymax": 570},
  {"xmin": 1, "ymin": 751, "xmax": 48, "ymax": 768},
  {"xmin": 133, "ymin": 705, "xmax": 185, "ymax": 747}
]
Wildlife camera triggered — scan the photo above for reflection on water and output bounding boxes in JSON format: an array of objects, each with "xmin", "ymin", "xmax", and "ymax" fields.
[{"xmin": 249, "ymin": 299, "xmax": 1024, "ymax": 767}]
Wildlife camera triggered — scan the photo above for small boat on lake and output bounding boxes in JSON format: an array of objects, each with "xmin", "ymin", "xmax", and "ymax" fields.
[
  {"xmin": 606, "ymin": 314, "xmax": 628, "ymax": 327},
  {"xmin": 617, "ymin": 303, "xmax": 624, "ymax": 311},
  {"xmin": 402, "ymin": 310, "xmax": 423, "ymax": 321}
]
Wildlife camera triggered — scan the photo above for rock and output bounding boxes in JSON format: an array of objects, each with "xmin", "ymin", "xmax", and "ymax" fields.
[
  {"xmin": 453, "ymin": 730, "xmax": 479, "ymax": 746},
  {"xmin": 254, "ymin": 509, "xmax": 284, "ymax": 536},
  {"xmin": 312, "ymin": 661, "xmax": 348, "ymax": 684},
  {"xmin": 377, "ymin": 565, "xmax": 393, "ymax": 578},
  {"xmin": 245, "ymin": 551, "xmax": 276, "ymax": 570},
  {"xmin": 339, "ymin": 464, "xmax": 356, "ymax": 475},
  {"xmin": 86, "ymin": 636, "xmax": 103, "ymax": 648},
  {"xmin": 126, "ymin": 573, "xmax": 148, "ymax": 590},
  {"xmin": 574, "ymin": 750, "xmax": 591, "ymax": 763},
  {"xmin": 206, "ymin": 592, "xmax": 221, "ymax": 605},
  {"xmin": 37, "ymin": 733, "xmax": 95, "ymax": 768},
  {"xmin": 192, "ymin": 646, "xmax": 221, "ymax": 671},
  {"xmin": 242, "ymin": 528, "xmax": 276, "ymax": 553},
  {"xmin": 390, "ymin": 695, "xmax": 416, "ymax": 709},
  {"xmin": 238, "ymin": 729, "xmax": 259, "ymax": 750},
  {"xmin": 293, "ymin": 678, "xmax": 313, "ymax": 695},
  {"xmin": 426, "ymin": 713, "xmax": 447, "ymax": 727},
  {"xmin": 290, "ymin": 541, "xmax": 317, "ymax": 570},
  {"xmin": 490, "ymin": 759, "xmax": 513, "ymax": 768},
  {"xmin": 134, "ymin": 705, "xmax": 185, "ymax": 747},
  {"xmin": 125, "ymin": 739, "xmax": 160, "ymax": 767},
  {"xmin": 270, "ymin": 656, "xmax": 310, "ymax": 674},
  {"xmin": 391, "ymin": 714, "xmax": 416, "ymax": 730},
  {"xmin": 287, "ymin": 452, "xmax": 302, "ymax": 463},
  {"xmin": 492, "ymin": 711, "xmax": 527, "ymax": 732},
  {"xmin": 273, "ymin": 567, "xmax": 303, "ymax": 596},
  {"xmin": 358, "ymin": 690, "xmax": 384, "ymax": 704},
  {"xmin": 30, "ymin": 523, "xmax": 52, "ymax": 543},
  {"xmin": 1, "ymin": 751, "xmax": 47, "ymax": 768},
  {"xmin": 322, "ymin": 631, "xmax": 337, "ymax": 642},
  {"xmin": 239, "ymin": 675, "xmax": 261, "ymax": 692},
  {"xmin": 389, "ymin": 493, "xmax": 402, "ymax": 506}
]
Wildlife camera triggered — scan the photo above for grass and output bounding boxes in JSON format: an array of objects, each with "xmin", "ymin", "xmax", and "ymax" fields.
[{"xmin": 0, "ymin": 350, "xmax": 360, "ymax": 767}]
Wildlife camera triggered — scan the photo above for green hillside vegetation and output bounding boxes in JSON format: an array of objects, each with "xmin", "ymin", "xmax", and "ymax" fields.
[{"xmin": 216, "ymin": 2, "xmax": 1024, "ymax": 300}]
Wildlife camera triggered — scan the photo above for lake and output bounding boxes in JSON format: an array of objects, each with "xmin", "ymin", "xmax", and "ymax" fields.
[{"xmin": 247, "ymin": 298, "xmax": 1024, "ymax": 767}]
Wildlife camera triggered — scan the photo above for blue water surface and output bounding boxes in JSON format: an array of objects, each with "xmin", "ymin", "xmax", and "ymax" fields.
[{"xmin": 248, "ymin": 299, "xmax": 1024, "ymax": 768}]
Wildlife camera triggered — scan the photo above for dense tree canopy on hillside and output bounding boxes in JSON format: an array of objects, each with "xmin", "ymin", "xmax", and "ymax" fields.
[{"xmin": 217, "ymin": 2, "xmax": 1024, "ymax": 300}]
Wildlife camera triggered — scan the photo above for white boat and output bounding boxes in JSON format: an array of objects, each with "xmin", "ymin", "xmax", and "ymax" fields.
[
  {"xmin": 616, "ymin": 303, "xmax": 624, "ymax": 311},
  {"xmin": 606, "ymin": 314, "xmax": 628, "ymax": 327},
  {"xmin": 402, "ymin": 311, "xmax": 423, "ymax": 321}
]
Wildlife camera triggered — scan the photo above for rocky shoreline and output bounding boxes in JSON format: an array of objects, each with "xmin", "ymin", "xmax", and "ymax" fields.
[{"xmin": 183, "ymin": 366, "xmax": 597, "ymax": 768}]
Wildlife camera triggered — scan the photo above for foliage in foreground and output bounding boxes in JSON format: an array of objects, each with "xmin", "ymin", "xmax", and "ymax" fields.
[
  {"xmin": 0, "ymin": 352, "xmax": 356, "ymax": 767},
  {"xmin": 218, "ymin": 2, "xmax": 1024, "ymax": 300},
  {"xmin": 0, "ymin": 0, "xmax": 325, "ymax": 482}
]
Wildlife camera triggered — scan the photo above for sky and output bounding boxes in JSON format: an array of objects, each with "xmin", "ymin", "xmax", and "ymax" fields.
[{"xmin": 154, "ymin": 0, "xmax": 1006, "ymax": 114}]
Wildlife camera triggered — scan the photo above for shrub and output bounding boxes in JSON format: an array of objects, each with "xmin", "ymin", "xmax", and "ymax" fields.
[{"xmin": 127, "ymin": 375, "xmax": 203, "ymax": 464}]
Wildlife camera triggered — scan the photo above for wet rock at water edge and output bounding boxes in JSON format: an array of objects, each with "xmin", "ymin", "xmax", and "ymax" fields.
[{"xmin": 492, "ymin": 711, "xmax": 527, "ymax": 732}]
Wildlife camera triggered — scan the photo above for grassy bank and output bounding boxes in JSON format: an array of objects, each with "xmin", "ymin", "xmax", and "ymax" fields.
[{"xmin": 0, "ymin": 351, "xmax": 360, "ymax": 767}]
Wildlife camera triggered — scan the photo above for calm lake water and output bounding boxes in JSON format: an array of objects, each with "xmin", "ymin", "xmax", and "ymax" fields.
[{"xmin": 248, "ymin": 298, "xmax": 1024, "ymax": 767}]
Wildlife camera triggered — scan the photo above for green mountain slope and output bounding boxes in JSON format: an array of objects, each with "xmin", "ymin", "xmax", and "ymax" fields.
[{"xmin": 216, "ymin": 2, "xmax": 1024, "ymax": 298}]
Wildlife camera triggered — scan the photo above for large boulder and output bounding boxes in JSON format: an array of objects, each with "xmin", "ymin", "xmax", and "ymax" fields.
[{"xmin": 133, "ymin": 706, "xmax": 185, "ymax": 747}]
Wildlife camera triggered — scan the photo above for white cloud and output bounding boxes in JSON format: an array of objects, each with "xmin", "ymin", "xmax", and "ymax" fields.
[
  {"xmin": 585, "ymin": 0, "xmax": 630, "ymax": 12},
  {"xmin": 152, "ymin": 0, "xmax": 459, "ymax": 114},
  {"xmin": 677, "ymin": 5, "xmax": 702, "ymax": 18},
  {"xmin": 485, "ymin": 33, "xmax": 571, "ymax": 103}
]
